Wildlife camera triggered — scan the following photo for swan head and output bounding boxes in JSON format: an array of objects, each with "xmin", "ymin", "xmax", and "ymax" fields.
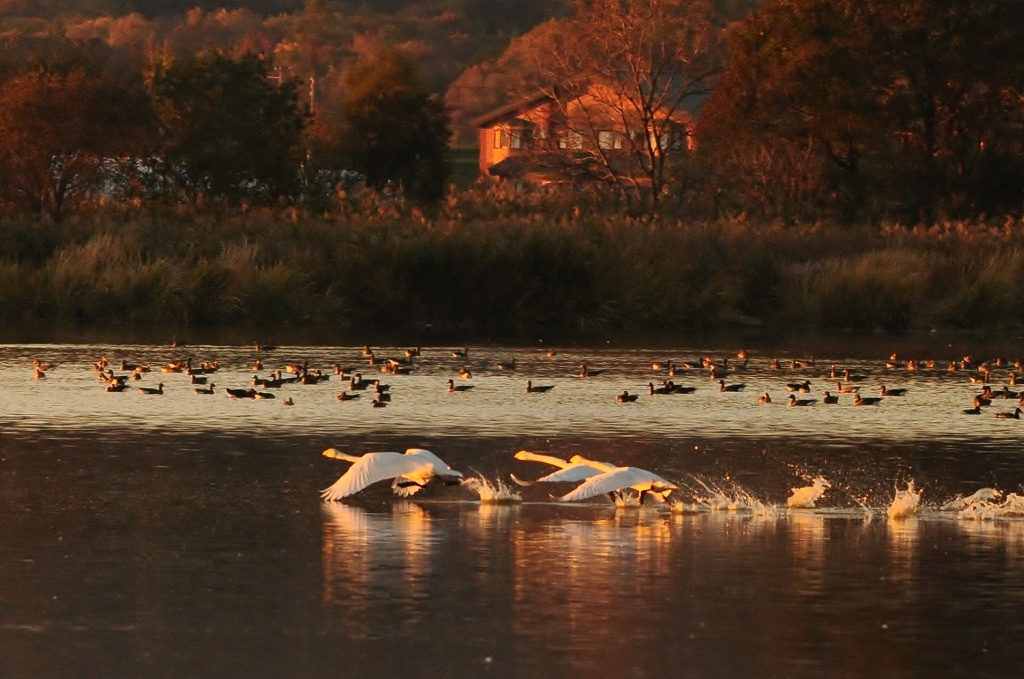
[{"xmin": 323, "ymin": 448, "xmax": 364, "ymax": 461}]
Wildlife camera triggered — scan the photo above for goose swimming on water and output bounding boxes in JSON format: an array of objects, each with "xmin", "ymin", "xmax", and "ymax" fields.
[
  {"xmin": 447, "ymin": 378, "xmax": 474, "ymax": 393},
  {"xmin": 853, "ymin": 393, "xmax": 882, "ymax": 406}
]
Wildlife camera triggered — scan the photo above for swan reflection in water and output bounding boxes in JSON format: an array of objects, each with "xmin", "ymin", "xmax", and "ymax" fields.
[{"xmin": 321, "ymin": 502, "xmax": 439, "ymax": 631}]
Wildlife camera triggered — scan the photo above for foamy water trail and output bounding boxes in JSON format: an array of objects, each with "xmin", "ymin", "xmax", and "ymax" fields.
[
  {"xmin": 462, "ymin": 475, "xmax": 523, "ymax": 504},
  {"xmin": 951, "ymin": 491, "xmax": 1024, "ymax": 520},
  {"xmin": 669, "ymin": 475, "xmax": 778, "ymax": 517}
]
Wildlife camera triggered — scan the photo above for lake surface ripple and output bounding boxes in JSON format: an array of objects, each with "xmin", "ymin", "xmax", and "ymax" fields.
[{"xmin": 2, "ymin": 342, "xmax": 1023, "ymax": 677}]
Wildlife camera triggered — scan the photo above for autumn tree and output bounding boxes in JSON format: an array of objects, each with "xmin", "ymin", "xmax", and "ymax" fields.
[
  {"xmin": 698, "ymin": 0, "xmax": 1024, "ymax": 221},
  {"xmin": 0, "ymin": 68, "xmax": 154, "ymax": 219},
  {"xmin": 149, "ymin": 51, "xmax": 307, "ymax": 203},
  {"xmin": 329, "ymin": 49, "xmax": 451, "ymax": 203},
  {"xmin": 522, "ymin": 0, "xmax": 721, "ymax": 212}
]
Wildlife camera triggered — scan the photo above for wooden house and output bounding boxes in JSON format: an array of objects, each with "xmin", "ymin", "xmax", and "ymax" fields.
[{"xmin": 470, "ymin": 85, "xmax": 694, "ymax": 185}]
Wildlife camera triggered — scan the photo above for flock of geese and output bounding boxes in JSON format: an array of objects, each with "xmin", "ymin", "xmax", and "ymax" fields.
[
  {"xmin": 27, "ymin": 343, "xmax": 1024, "ymax": 419},
  {"xmin": 24, "ymin": 341, "xmax": 1024, "ymax": 510}
]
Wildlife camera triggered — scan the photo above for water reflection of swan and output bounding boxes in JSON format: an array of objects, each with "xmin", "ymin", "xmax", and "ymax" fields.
[
  {"xmin": 320, "ymin": 502, "xmax": 436, "ymax": 621},
  {"xmin": 320, "ymin": 448, "xmax": 464, "ymax": 501}
]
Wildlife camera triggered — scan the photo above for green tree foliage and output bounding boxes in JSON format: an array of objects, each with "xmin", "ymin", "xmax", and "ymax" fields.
[
  {"xmin": 332, "ymin": 49, "xmax": 451, "ymax": 203},
  {"xmin": 0, "ymin": 67, "xmax": 154, "ymax": 219},
  {"xmin": 699, "ymin": 0, "xmax": 1024, "ymax": 221},
  {"xmin": 149, "ymin": 51, "xmax": 307, "ymax": 203}
]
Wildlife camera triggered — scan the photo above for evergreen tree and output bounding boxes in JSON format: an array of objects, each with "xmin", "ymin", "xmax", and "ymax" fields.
[
  {"xmin": 336, "ymin": 49, "xmax": 451, "ymax": 204},
  {"xmin": 149, "ymin": 51, "xmax": 306, "ymax": 203}
]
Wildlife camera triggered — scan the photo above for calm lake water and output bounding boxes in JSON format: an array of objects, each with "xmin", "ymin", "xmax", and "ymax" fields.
[{"xmin": 2, "ymin": 339, "xmax": 1024, "ymax": 677}]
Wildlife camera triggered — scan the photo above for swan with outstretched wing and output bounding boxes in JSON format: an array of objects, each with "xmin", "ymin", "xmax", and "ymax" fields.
[
  {"xmin": 510, "ymin": 450, "xmax": 613, "ymax": 486},
  {"xmin": 320, "ymin": 448, "xmax": 464, "ymax": 501},
  {"xmin": 557, "ymin": 458, "xmax": 678, "ymax": 505}
]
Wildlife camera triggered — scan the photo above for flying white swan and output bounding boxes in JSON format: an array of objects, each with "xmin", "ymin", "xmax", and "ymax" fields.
[
  {"xmin": 556, "ymin": 457, "xmax": 679, "ymax": 505},
  {"xmin": 511, "ymin": 450, "xmax": 677, "ymax": 505},
  {"xmin": 320, "ymin": 448, "xmax": 464, "ymax": 501},
  {"xmin": 510, "ymin": 450, "xmax": 610, "ymax": 486}
]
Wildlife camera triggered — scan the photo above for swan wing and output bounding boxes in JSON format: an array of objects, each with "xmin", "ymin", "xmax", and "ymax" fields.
[
  {"xmin": 513, "ymin": 451, "xmax": 608, "ymax": 483},
  {"xmin": 558, "ymin": 467, "xmax": 677, "ymax": 502},
  {"xmin": 535, "ymin": 465, "xmax": 604, "ymax": 484},
  {"xmin": 403, "ymin": 448, "xmax": 463, "ymax": 481},
  {"xmin": 567, "ymin": 455, "xmax": 619, "ymax": 473},
  {"xmin": 321, "ymin": 452, "xmax": 428, "ymax": 501}
]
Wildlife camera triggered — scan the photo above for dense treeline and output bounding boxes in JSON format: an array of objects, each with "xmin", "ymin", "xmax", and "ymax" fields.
[
  {"xmin": 2, "ymin": 195, "xmax": 1024, "ymax": 336},
  {"xmin": 7, "ymin": 2, "xmax": 1020, "ymax": 224},
  {"xmin": 1, "ymin": 1, "xmax": 1023, "ymax": 338},
  {"xmin": 0, "ymin": 0, "xmax": 571, "ymax": 215},
  {"xmin": 698, "ymin": 0, "xmax": 1024, "ymax": 222}
]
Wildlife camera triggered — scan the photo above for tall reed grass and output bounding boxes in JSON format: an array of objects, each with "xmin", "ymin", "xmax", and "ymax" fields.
[{"xmin": 2, "ymin": 195, "xmax": 1023, "ymax": 338}]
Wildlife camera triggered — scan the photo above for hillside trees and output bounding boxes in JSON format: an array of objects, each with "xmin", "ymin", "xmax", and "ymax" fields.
[{"xmin": 698, "ymin": 0, "xmax": 1024, "ymax": 221}]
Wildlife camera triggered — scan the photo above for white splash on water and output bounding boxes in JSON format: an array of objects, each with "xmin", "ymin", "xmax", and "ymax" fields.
[
  {"xmin": 940, "ymin": 487, "xmax": 1002, "ymax": 511},
  {"xmin": 786, "ymin": 476, "xmax": 831, "ymax": 509},
  {"xmin": 953, "ymin": 491, "xmax": 1024, "ymax": 521},
  {"xmin": 887, "ymin": 480, "xmax": 922, "ymax": 519},
  {"xmin": 462, "ymin": 475, "xmax": 523, "ymax": 504},
  {"xmin": 671, "ymin": 476, "xmax": 778, "ymax": 517}
]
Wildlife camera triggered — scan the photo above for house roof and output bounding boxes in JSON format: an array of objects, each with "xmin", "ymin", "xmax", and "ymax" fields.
[
  {"xmin": 468, "ymin": 90, "xmax": 554, "ymax": 129},
  {"xmin": 471, "ymin": 84, "xmax": 702, "ymax": 130}
]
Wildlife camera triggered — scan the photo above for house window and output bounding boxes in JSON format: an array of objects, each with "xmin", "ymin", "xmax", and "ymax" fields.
[
  {"xmin": 646, "ymin": 128, "xmax": 688, "ymax": 152},
  {"xmin": 559, "ymin": 131, "xmax": 584, "ymax": 150},
  {"xmin": 598, "ymin": 130, "xmax": 622, "ymax": 150},
  {"xmin": 494, "ymin": 126, "xmax": 533, "ymax": 150}
]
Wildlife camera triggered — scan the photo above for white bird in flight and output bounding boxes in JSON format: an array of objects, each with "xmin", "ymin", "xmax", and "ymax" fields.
[
  {"xmin": 320, "ymin": 448, "xmax": 464, "ymax": 501},
  {"xmin": 510, "ymin": 450, "xmax": 611, "ymax": 486},
  {"xmin": 512, "ymin": 450, "xmax": 678, "ymax": 505}
]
